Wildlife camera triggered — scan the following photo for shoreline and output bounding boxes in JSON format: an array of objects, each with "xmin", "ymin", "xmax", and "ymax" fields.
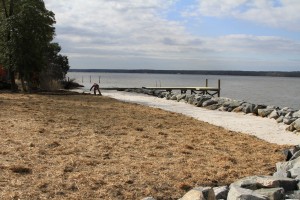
[{"xmin": 101, "ymin": 90, "xmax": 300, "ymax": 145}]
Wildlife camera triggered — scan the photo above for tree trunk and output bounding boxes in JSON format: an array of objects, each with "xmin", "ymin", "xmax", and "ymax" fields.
[
  {"xmin": 20, "ymin": 75, "xmax": 27, "ymax": 92},
  {"xmin": 9, "ymin": 68, "xmax": 17, "ymax": 92}
]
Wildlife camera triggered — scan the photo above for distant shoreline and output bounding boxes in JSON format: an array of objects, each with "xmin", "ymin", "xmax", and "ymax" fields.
[{"xmin": 68, "ymin": 69, "xmax": 300, "ymax": 77}]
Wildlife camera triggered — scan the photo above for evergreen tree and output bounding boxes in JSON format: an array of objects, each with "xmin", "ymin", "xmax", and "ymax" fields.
[{"xmin": 0, "ymin": 0, "xmax": 69, "ymax": 91}]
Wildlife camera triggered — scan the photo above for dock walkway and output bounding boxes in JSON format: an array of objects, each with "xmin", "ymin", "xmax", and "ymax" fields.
[{"xmin": 101, "ymin": 79, "xmax": 221, "ymax": 97}]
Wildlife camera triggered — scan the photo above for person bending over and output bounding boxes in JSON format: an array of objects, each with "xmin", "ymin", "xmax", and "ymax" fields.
[{"xmin": 90, "ymin": 83, "xmax": 102, "ymax": 95}]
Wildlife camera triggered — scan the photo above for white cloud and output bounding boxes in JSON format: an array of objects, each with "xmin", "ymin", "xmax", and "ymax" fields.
[
  {"xmin": 43, "ymin": 0, "xmax": 300, "ymax": 70},
  {"xmin": 191, "ymin": 0, "xmax": 300, "ymax": 31}
]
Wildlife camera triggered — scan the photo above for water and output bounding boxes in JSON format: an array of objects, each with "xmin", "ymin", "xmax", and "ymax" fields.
[{"xmin": 67, "ymin": 72, "xmax": 300, "ymax": 109}]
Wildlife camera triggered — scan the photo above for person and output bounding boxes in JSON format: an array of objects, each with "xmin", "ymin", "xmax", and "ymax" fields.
[{"xmin": 90, "ymin": 83, "xmax": 102, "ymax": 95}]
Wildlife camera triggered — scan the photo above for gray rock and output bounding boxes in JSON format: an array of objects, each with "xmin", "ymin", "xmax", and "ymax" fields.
[
  {"xmin": 181, "ymin": 187, "xmax": 215, "ymax": 200},
  {"xmin": 289, "ymin": 150, "xmax": 300, "ymax": 161},
  {"xmin": 285, "ymin": 112, "xmax": 294, "ymax": 118},
  {"xmin": 276, "ymin": 116, "xmax": 284, "ymax": 123},
  {"xmin": 230, "ymin": 176, "xmax": 260, "ymax": 190},
  {"xmin": 258, "ymin": 108, "xmax": 274, "ymax": 118},
  {"xmin": 285, "ymin": 190, "xmax": 300, "ymax": 199},
  {"xmin": 292, "ymin": 119, "xmax": 300, "ymax": 131},
  {"xmin": 289, "ymin": 167, "xmax": 300, "ymax": 178},
  {"xmin": 289, "ymin": 145, "xmax": 300, "ymax": 155},
  {"xmin": 153, "ymin": 90, "xmax": 163, "ymax": 96},
  {"xmin": 206, "ymin": 104, "xmax": 220, "ymax": 110},
  {"xmin": 255, "ymin": 188, "xmax": 284, "ymax": 200},
  {"xmin": 273, "ymin": 170, "xmax": 291, "ymax": 178},
  {"xmin": 187, "ymin": 95, "xmax": 195, "ymax": 104},
  {"xmin": 286, "ymin": 124, "xmax": 296, "ymax": 132},
  {"xmin": 227, "ymin": 185, "xmax": 267, "ymax": 200},
  {"xmin": 283, "ymin": 117, "xmax": 297, "ymax": 125},
  {"xmin": 213, "ymin": 186, "xmax": 229, "ymax": 200},
  {"xmin": 177, "ymin": 94, "xmax": 186, "ymax": 102},
  {"xmin": 269, "ymin": 110, "xmax": 279, "ymax": 119},
  {"xmin": 242, "ymin": 103, "xmax": 255, "ymax": 114},
  {"xmin": 170, "ymin": 95, "xmax": 177, "ymax": 100},
  {"xmin": 253, "ymin": 104, "xmax": 267, "ymax": 115},
  {"xmin": 165, "ymin": 93, "xmax": 172, "ymax": 100},
  {"xmin": 185, "ymin": 94, "xmax": 193, "ymax": 102},
  {"xmin": 231, "ymin": 176, "xmax": 297, "ymax": 192},
  {"xmin": 232, "ymin": 106, "xmax": 243, "ymax": 112},
  {"xmin": 202, "ymin": 99, "xmax": 218, "ymax": 107},
  {"xmin": 228, "ymin": 100, "xmax": 243, "ymax": 109},
  {"xmin": 196, "ymin": 96, "xmax": 212, "ymax": 107},
  {"xmin": 292, "ymin": 110, "xmax": 300, "ymax": 118}
]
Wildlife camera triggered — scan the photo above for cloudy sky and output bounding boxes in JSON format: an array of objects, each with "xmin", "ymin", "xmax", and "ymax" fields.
[{"xmin": 44, "ymin": 0, "xmax": 300, "ymax": 71}]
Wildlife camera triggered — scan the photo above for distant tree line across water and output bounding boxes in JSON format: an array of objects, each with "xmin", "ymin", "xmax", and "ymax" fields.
[{"xmin": 69, "ymin": 69, "xmax": 300, "ymax": 77}]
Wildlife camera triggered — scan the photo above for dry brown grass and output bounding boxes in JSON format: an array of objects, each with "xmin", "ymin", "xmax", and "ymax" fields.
[{"xmin": 0, "ymin": 92, "xmax": 288, "ymax": 199}]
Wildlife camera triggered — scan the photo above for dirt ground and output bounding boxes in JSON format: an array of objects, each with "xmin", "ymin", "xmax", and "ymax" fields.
[{"xmin": 0, "ymin": 92, "xmax": 288, "ymax": 199}]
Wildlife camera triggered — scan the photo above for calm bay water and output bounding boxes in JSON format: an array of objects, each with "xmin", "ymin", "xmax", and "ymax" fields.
[{"xmin": 67, "ymin": 72, "xmax": 300, "ymax": 109}]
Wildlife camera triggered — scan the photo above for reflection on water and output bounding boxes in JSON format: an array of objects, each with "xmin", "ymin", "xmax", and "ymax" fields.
[{"xmin": 67, "ymin": 72, "xmax": 300, "ymax": 109}]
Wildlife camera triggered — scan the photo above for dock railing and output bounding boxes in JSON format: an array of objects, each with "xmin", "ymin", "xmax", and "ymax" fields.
[{"xmin": 144, "ymin": 79, "xmax": 221, "ymax": 97}]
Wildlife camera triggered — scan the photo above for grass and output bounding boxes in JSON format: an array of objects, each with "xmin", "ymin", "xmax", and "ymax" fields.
[{"xmin": 0, "ymin": 92, "xmax": 288, "ymax": 199}]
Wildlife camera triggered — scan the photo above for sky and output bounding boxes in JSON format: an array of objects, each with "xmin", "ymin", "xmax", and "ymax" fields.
[{"xmin": 44, "ymin": 0, "xmax": 300, "ymax": 71}]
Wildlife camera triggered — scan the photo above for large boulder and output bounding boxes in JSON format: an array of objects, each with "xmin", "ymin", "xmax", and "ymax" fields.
[
  {"xmin": 187, "ymin": 95, "xmax": 196, "ymax": 104},
  {"xmin": 241, "ymin": 103, "xmax": 256, "ymax": 114},
  {"xmin": 254, "ymin": 188, "xmax": 284, "ymax": 200},
  {"xmin": 177, "ymin": 94, "xmax": 186, "ymax": 102},
  {"xmin": 269, "ymin": 110, "xmax": 279, "ymax": 119},
  {"xmin": 170, "ymin": 95, "xmax": 177, "ymax": 100},
  {"xmin": 285, "ymin": 190, "xmax": 300, "ymax": 199},
  {"xmin": 283, "ymin": 117, "xmax": 297, "ymax": 125},
  {"xmin": 253, "ymin": 104, "xmax": 267, "ymax": 115},
  {"xmin": 292, "ymin": 119, "xmax": 300, "ymax": 131},
  {"xmin": 273, "ymin": 170, "xmax": 291, "ymax": 178},
  {"xmin": 195, "ymin": 96, "xmax": 212, "ymax": 107},
  {"xmin": 227, "ymin": 185, "xmax": 267, "ymax": 200},
  {"xmin": 289, "ymin": 167, "xmax": 300, "ymax": 178},
  {"xmin": 180, "ymin": 187, "xmax": 215, "ymax": 200},
  {"xmin": 258, "ymin": 108, "xmax": 274, "ymax": 118},
  {"xmin": 224, "ymin": 100, "xmax": 243, "ymax": 112},
  {"xmin": 276, "ymin": 116, "xmax": 284, "ymax": 123},
  {"xmin": 213, "ymin": 186, "xmax": 229, "ymax": 199},
  {"xmin": 202, "ymin": 99, "xmax": 218, "ymax": 107},
  {"xmin": 231, "ymin": 176, "xmax": 297, "ymax": 192},
  {"xmin": 293, "ymin": 110, "xmax": 300, "ymax": 118}
]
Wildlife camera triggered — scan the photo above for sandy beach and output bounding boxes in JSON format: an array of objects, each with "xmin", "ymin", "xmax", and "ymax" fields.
[
  {"xmin": 103, "ymin": 90, "xmax": 300, "ymax": 145},
  {"xmin": 0, "ymin": 92, "xmax": 290, "ymax": 199}
]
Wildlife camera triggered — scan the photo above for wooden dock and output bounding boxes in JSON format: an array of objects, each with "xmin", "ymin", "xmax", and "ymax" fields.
[{"xmin": 101, "ymin": 79, "xmax": 221, "ymax": 97}]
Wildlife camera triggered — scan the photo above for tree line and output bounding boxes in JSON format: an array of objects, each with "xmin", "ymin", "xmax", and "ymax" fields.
[
  {"xmin": 69, "ymin": 69, "xmax": 300, "ymax": 77},
  {"xmin": 0, "ymin": 0, "xmax": 69, "ymax": 92}
]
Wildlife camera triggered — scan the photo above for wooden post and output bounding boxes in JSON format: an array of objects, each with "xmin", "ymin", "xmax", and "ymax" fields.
[
  {"xmin": 159, "ymin": 80, "xmax": 161, "ymax": 87},
  {"xmin": 90, "ymin": 75, "xmax": 91, "ymax": 83},
  {"xmin": 99, "ymin": 76, "xmax": 101, "ymax": 83},
  {"xmin": 82, "ymin": 76, "xmax": 83, "ymax": 83},
  {"xmin": 218, "ymin": 79, "xmax": 221, "ymax": 97},
  {"xmin": 206, "ymin": 79, "xmax": 208, "ymax": 87}
]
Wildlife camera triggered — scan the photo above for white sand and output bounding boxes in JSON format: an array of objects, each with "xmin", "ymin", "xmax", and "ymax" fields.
[{"xmin": 102, "ymin": 90, "xmax": 300, "ymax": 145}]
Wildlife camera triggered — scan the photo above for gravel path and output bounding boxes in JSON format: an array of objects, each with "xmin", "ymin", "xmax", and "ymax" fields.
[{"xmin": 103, "ymin": 90, "xmax": 300, "ymax": 145}]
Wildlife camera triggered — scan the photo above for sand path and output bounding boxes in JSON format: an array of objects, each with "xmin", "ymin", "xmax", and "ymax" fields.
[{"xmin": 103, "ymin": 90, "xmax": 300, "ymax": 145}]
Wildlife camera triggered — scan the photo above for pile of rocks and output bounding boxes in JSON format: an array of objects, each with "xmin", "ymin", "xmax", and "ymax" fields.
[
  {"xmin": 142, "ymin": 145, "xmax": 300, "ymax": 200},
  {"xmin": 124, "ymin": 88, "xmax": 300, "ymax": 133}
]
